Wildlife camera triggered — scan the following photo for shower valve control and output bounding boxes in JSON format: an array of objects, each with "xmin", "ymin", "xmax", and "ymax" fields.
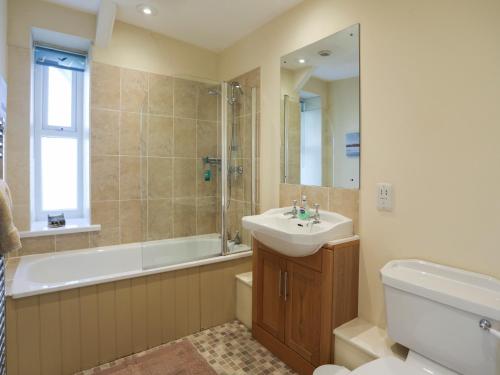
[{"xmin": 229, "ymin": 165, "xmax": 244, "ymax": 175}]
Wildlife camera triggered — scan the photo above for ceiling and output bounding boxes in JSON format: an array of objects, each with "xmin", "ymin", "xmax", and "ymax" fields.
[
  {"xmin": 44, "ymin": 0, "xmax": 304, "ymax": 51},
  {"xmin": 281, "ymin": 24, "xmax": 359, "ymax": 81}
]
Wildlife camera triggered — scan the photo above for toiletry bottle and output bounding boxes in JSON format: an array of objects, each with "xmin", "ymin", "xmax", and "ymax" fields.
[{"xmin": 299, "ymin": 195, "xmax": 309, "ymax": 220}]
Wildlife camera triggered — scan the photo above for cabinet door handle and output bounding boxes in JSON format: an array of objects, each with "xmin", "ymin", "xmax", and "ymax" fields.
[
  {"xmin": 278, "ymin": 269, "xmax": 282, "ymax": 297},
  {"xmin": 284, "ymin": 271, "xmax": 288, "ymax": 301}
]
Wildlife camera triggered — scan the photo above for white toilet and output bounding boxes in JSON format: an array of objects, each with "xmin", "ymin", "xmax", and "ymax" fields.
[{"xmin": 315, "ymin": 259, "xmax": 500, "ymax": 375}]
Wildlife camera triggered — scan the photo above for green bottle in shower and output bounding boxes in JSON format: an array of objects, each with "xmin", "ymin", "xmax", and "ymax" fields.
[{"xmin": 204, "ymin": 169, "xmax": 211, "ymax": 181}]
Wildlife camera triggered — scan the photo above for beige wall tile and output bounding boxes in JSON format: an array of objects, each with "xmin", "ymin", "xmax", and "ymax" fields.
[
  {"xmin": 196, "ymin": 197, "xmax": 216, "ymax": 235},
  {"xmin": 120, "ymin": 68, "xmax": 148, "ymax": 113},
  {"xmin": 148, "ymin": 115, "xmax": 173, "ymax": 157},
  {"xmin": 55, "ymin": 233, "xmax": 90, "ymax": 252},
  {"xmin": 91, "ymin": 156, "xmax": 119, "ymax": 201},
  {"xmin": 148, "ymin": 157, "xmax": 172, "ymax": 199},
  {"xmin": 279, "ymin": 183, "xmax": 301, "ymax": 207},
  {"xmin": 120, "ymin": 112, "xmax": 144, "ymax": 156},
  {"xmin": 90, "ymin": 227, "xmax": 120, "ymax": 247},
  {"xmin": 147, "ymin": 199, "xmax": 173, "ymax": 240},
  {"xmin": 20, "ymin": 236, "xmax": 55, "ymax": 256},
  {"xmin": 230, "ymin": 164, "xmax": 244, "ymax": 201},
  {"xmin": 173, "ymin": 198, "xmax": 196, "ymax": 237},
  {"xmin": 301, "ymin": 185, "xmax": 329, "ymax": 210},
  {"xmin": 148, "ymin": 73, "xmax": 173, "ymax": 116},
  {"xmin": 120, "ymin": 200, "xmax": 144, "ymax": 244},
  {"xmin": 173, "ymin": 118, "xmax": 196, "ymax": 157},
  {"xmin": 173, "ymin": 158, "xmax": 196, "ymax": 198},
  {"xmin": 91, "ymin": 201, "xmax": 119, "ymax": 228},
  {"xmin": 241, "ymin": 115, "xmax": 253, "ymax": 159},
  {"xmin": 197, "ymin": 85, "xmax": 218, "ymax": 121},
  {"xmin": 174, "ymin": 78, "xmax": 198, "ymax": 119},
  {"xmin": 91, "ymin": 109, "xmax": 119, "ymax": 156},
  {"xmin": 140, "ymin": 157, "xmax": 148, "ymax": 200},
  {"xmin": 243, "ymin": 158, "xmax": 253, "ymax": 202},
  {"xmin": 196, "ymin": 120, "xmax": 217, "ymax": 158},
  {"xmin": 12, "ymin": 204, "xmax": 29, "ymax": 231},
  {"xmin": 119, "ymin": 156, "xmax": 142, "ymax": 200},
  {"xmin": 91, "ymin": 63, "xmax": 120, "ymax": 110}
]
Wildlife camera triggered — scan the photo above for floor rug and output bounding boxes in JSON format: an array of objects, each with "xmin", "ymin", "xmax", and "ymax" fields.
[{"xmin": 91, "ymin": 340, "xmax": 217, "ymax": 375}]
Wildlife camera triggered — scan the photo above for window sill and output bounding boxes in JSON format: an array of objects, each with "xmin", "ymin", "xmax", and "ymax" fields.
[{"xmin": 20, "ymin": 219, "xmax": 101, "ymax": 238}]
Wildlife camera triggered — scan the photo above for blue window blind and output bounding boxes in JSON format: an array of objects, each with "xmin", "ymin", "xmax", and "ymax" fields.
[{"xmin": 34, "ymin": 46, "xmax": 87, "ymax": 72}]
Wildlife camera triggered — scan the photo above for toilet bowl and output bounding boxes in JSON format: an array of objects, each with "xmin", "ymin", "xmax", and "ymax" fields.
[
  {"xmin": 313, "ymin": 364, "xmax": 350, "ymax": 375},
  {"xmin": 314, "ymin": 259, "xmax": 500, "ymax": 375},
  {"xmin": 314, "ymin": 354, "xmax": 458, "ymax": 375}
]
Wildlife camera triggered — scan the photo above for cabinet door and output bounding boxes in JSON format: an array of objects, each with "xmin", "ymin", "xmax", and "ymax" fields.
[
  {"xmin": 284, "ymin": 260, "xmax": 322, "ymax": 365},
  {"xmin": 255, "ymin": 249, "xmax": 286, "ymax": 341}
]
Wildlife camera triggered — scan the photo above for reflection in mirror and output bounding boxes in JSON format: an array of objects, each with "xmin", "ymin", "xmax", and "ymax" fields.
[{"xmin": 280, "ymin": 24, "xmax": 360, "ymax": 188}]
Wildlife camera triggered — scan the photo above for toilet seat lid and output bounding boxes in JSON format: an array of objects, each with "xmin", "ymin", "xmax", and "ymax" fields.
[{"xmin": 350, "ymin": 357, "xmax": 425, "ymax": 375}]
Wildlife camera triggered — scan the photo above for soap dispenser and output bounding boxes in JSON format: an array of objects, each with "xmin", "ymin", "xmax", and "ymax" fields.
[{"xmin": 299, "ymin": 195, "xmax": 310, "ymax": 220}]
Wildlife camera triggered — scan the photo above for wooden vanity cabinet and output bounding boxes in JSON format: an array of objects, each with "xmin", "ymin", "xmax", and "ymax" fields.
[{"xmin": 252, "ymin": 238, "xmax": 359, "ymax": 375}]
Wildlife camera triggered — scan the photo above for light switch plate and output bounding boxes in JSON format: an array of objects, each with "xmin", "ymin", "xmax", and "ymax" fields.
[{"xmin": 376, "ymin": 183, "xmax": 393, "ymax": 211}]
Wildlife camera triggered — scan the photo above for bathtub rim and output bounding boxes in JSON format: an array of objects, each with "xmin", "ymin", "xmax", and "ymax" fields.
[{"xmin": 8, "ymin": 234, "xmax": 252, "ymax": 299}]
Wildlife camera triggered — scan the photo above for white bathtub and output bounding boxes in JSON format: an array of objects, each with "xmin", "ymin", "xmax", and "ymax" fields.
[{"xmin": 8, "ymin": 233, "xmax": 251, "ymax": 299}]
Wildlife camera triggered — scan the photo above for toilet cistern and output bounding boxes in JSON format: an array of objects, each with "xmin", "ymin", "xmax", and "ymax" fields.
[{"xmin": 315, "ymin": 259, "xmax": 500, "ymax": 375}]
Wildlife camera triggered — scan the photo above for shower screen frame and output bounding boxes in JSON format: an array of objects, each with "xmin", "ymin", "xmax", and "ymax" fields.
[{"xmin": 220, "ymin": 82, "xmax": 257, "ymax": 256}]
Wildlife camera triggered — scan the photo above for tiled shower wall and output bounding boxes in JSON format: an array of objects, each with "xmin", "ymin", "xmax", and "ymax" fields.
[
  {"xmin": 7, "ymin": 57, "xmax": 221, "ymax": 256},
  {"xmin": 90, "ymin": 62, "xmax": 220, "ymax": 246},
  {"xmin": 5, "ymin": 48, "xmax": 261, "ymax": 256}
]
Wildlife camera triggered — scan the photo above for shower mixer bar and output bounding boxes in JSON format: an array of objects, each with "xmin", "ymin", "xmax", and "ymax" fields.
[{"xmin": 202, "ymin": 156, "xmax": 221, "ymax": 166}]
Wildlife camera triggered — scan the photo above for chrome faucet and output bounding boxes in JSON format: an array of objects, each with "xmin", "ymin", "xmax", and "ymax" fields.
[
  {"xmin": 229, "ymin": 231, "xmax": 242, "ymax": 245},
  {"xmin": 284, "ymin": 200, "xmax": 298, "ymax": 218},
  {"xmin": 310, "ymin": 203, "xmax": 320, "ymax": 224}
]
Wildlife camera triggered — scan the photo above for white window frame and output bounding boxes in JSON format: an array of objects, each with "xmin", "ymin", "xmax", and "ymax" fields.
[{"xmin": 33, "ymin": 64, "xmax": 85, "ymax": 221}]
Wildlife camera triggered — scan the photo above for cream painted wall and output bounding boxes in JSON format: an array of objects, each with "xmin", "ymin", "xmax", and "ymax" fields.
[
  {"xmin": 93, "ymin": 21, "xmax": 218, "ymax": 81},
  {"xmin": 7, "ymin": 0, "xmax": 96, "ymax": 49},
  {"xmin": 219, "ymin": 0, "xmax": 500, "ymax": 326},
  {"xmin": 7, "ymin": 0, "xmax": 219, "ymax": 81},
  {"xmin": 0, "ymin": 0, "xmax": 7, "ymax": 80}
]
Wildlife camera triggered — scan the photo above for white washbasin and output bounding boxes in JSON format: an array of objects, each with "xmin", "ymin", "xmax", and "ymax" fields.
[{"xmin": 242, "ymin": 207, "xmax": 353, "ymax": 257}]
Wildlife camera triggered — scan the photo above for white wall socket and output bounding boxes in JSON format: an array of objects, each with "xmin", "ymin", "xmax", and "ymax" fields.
[{"xmin": 376, "ymin": 183, "xmax": 393, "ymax": 211}]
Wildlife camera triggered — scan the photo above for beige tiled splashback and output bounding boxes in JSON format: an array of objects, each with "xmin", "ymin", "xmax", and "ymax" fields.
[{"xmin": 279, "ymin": 183, "xmax": 359, "ymax": 234}]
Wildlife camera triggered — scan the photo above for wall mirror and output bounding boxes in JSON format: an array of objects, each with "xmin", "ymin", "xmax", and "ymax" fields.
[{"xmin": 280, "ymin": 24, "xmax": 360, "ymax": 188}]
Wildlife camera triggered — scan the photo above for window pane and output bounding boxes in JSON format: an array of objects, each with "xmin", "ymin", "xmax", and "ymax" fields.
[
  {"xmin": 41, "ymin": 137, "xmax": 78, "ymax": 211},
  {"xmin": 47, "ymin": 67, "xmax": 73, "ymax": 128}
]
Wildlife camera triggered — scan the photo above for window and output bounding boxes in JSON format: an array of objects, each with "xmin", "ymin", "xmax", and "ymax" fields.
[
  {"xmin": 33, "ymin": 46, "xmax": 87, "ymax": 221},
  {"xmin": 300, "ymin": 96, "xmax": 322, "ymax": 186}
]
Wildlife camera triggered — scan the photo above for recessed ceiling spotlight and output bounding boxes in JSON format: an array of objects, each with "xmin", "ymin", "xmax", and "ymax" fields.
[
  {"xmin": 136, "ymin": 4, "xmax": 157, "ymax": 16},
  {"xmin": 298, "ymin": 58, "xmax": 306, "ymax": 64}
]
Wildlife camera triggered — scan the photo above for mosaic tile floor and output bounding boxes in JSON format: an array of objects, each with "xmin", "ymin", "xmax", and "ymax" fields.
[{"xmin": 78, "ymin": 320, "xmax": 298, "ymax": 375}]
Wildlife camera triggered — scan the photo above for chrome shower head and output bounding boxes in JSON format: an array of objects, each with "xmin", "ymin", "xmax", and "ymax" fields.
[
  {"xmin": 207, "ymin": 87, "xmax": 220, "ymax": 96},
  {"xmin": 228, "ymin": 81, "xmax": 243, "ymax": 104}
]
